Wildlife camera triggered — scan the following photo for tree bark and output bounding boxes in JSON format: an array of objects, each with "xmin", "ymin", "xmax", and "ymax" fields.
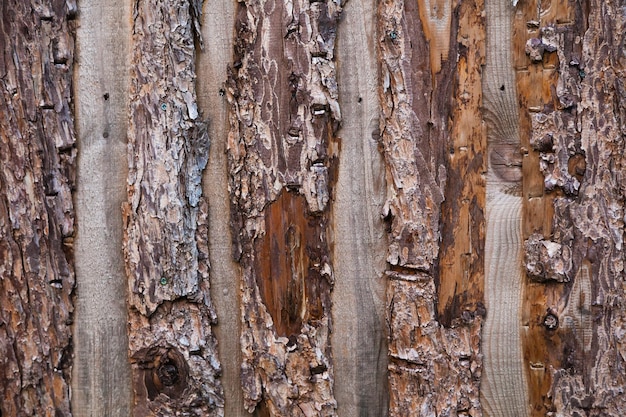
[
  {"xmin": 226, "ymin": 0, "xmax": 343, "ymax": 414},
  {"xmin": 122, "ymin": 0, "xmax": 223, "ymax": 415},
  {"xmin": 0, "ymin": 1, "xmax": 77, "ymax": 416},
  {"xmin": 514, "ymin": 0, "xmax": 626, "ymax": 414},
  {"xmin": 377, "ymin": 0, "xmax": 486, "ymax": 414}
]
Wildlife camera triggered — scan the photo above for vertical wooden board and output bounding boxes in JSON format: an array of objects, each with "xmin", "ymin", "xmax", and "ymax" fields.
[
  {"xmin": 377, "ymin": 0, "xmax": 486, "ymax": 414},
  {"xmin": 226, "ymin": 0, "xmax": 343, "ymax": 413},
  {"xmin": 481, "ymin": 0, "xmax": 528, "ymax": 414},
  {"xmin": 123, "ymin": 0, "xmax": 223, "ymax": 415},
  {"xmin": 196, "ymin": 0, "xmax": 248, "ymax": 415},
  {"xmin": 333, "ymin": 0, "xmax": 389, "ymax": 412},
  {"xmin": 0, "ymin": 1, "xmax": 77, "ymax": 415},
  {"xmin": 72, "ymin": 1, "xmax": 132, "ymax": 415}
]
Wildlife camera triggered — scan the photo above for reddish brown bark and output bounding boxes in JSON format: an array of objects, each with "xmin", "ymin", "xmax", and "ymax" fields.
[
  {"xmin": 0, "ymin": 1, "xmax": 77, "ymax": 416},
  {"xmin": 377, "ymin": 0, "xmax": 486, "ymax": 414},
  {"xmin": 226, "ymin": 0, "xmax": 343, "ymax": 413}
]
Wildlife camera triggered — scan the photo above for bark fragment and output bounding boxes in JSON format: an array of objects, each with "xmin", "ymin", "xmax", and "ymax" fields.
[
  {"xmin": 377, "ymin": 0, "xmax": 486, "ymax": 414},
  {"xmin": 515, "ymin": 0, "xmax": 626, "ymax": 414},
  {"xmin": 0, "ymin": 1, "xmax": 76, "ymax": 415},
  {"xmin": 123, "ymin": 1, "xmax": 223, "ymax": 415},
  {"xmin": 226, "ymin": 0, "xmax": 342, "ymax": 413}
]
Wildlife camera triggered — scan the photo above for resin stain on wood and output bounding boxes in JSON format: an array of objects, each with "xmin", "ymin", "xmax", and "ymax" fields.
[{"xmin": 255, "ymin": 191, "xmax": 330, "ymax": 338}]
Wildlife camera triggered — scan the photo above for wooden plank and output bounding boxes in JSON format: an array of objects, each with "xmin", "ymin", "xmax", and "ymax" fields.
[
  {"xmin": 226, "ymin": 0, "xmax": 343, "ymax": 413},
  {"xmin": 0, "ymin": 1, "xmax": 77, "ymax": 415},
  {"xmin": 480, "ymin": 1, "xmax": 528, "ymax": 416},
  {"xmin": 333, "ymin": 0, "xmax": 389, "ymax": 413},
  {"xmin": 376, "ymin": 0, "xmax": 486, "ymax": 413},
  {"xmin": 196, "ymin": 1, "xmax": 248, "ymax": 416},
  {"xmin": 72, "ymin": 1, "xmax": 132, "ymax": 415},
  {"xmin": 123, "ymin": 0, "xmax": 224, "ymax": 415}
]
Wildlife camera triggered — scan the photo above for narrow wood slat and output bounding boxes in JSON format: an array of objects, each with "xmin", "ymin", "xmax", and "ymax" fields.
[{"xmin": 72, "ymin": 0, "xmax": 132, "ymax": 415}]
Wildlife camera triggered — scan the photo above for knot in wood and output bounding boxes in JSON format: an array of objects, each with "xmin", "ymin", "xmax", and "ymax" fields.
[
  {"xmin": 543, "ymin": 312, "xmax": 559, "ymax": 330},
  {"xmin": 158, "ymin": 362, "xmax": 179, "ymax": 386}
]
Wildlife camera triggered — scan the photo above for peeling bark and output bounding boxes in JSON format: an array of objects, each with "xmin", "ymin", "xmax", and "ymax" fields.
[
  {"xmin": 0, "ymin": 1, "xmax": 77, "ymax": 416},
  {"xmin": 377, "ymin": 0, "xmax": 486, "ymax": 414},
  {"xmin": 226, "ymin": 0, "xmax": 343, "ymax": 413},
  {"xmin": 123, "ymin": 0, "xmax": 223, "ymax": 415},
  {"xmin": 515, "ymin": 0, "xmax": 626, "ymax": 414}
]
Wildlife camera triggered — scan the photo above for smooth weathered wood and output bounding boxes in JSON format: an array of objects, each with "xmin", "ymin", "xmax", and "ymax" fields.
[
  {"xmin": 377, "ymin": 0, "xmax": 486, "ymax": 414},
  {"xmin": 123, "ymin": 0, "xmax": 223, "ymax": 415},
  {"xmin": 333, "ymin": 0, "xmax": 388, "ymax": 413},
  {"xmin": 72, "ymin": 1, "xmax": 132, "ymax": 415},
  {"xmin": 480, "ymin": 1, "xmax": 528, "ymax": 415},
  {"xmin": 0, "ymin": 1, "xmax": 77, "ymax": 415},
  {"xmin": 196, "ymin": 1, "xmax": 248, "ymax": 416},
  {"xmin": 226, "ymin": 0, "xmax": 343, "ymax": 413},
  {"xmin": 482, "ymin": 193, "xmax": 527, "ymax": 417}
]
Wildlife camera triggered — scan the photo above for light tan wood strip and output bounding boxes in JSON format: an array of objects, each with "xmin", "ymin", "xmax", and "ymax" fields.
[
  {"xmin": 196, "ymin": 1, "xmax": 247, "ymax": 415},
  {"xmin": 482, "ymin": 190, "xmax": 529, "ymax": 417}
]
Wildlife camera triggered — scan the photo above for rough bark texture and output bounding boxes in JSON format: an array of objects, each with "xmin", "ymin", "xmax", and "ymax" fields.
[
  {"xmin": 226, "ymin": 0, "xmax": 343, "ymax": 413},
  {"xmin": 123, "ymin": 0, "xmax": 223, "ymax": 415},
  {"xmin": 72, "ymin": 0, "xmax": 132, "ymax": 415},
  {"xmin": 0, "ymin": 1, "xmax": 76, "ymax": 416},
  {"xmin": 515, "ymin": 0, "xmax": 626, "ymax": 414},
  {"xmin": 377, "ymin": 0, "xmax": 486, "ymax": 414}
]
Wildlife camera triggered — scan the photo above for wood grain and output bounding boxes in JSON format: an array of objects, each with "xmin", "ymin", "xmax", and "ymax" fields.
[
  {"xmin": 196, "ymin": 0, "xmax": 248, "ymax": 415},
  {"xmin": 72, "ymin": 1, "xmax": 132, "ymax": 415},
  {"xmin": 226, "ymin": 0, "xmax": 343, "ymax": 413},
  {"xmin": 481, "ymin": 192, "xmax": 528, "ymax": 417},
  {"xmin": 480, "ymin": 1, "xmax": 528, "ymax": 415},
  {"xmin": 123, "ymin": 0, "xmax": 223, "ymax": 414},
  {"xmin": 377, "ymin": 0, "xmax": 486, "ymax": 414},
  {"xmin": 0, "ymin": 1, "xmax": 77, "ymax": 415},
  {"xmin": 333, "ymin": 0, "xmax": 389, "ymax": 413}
]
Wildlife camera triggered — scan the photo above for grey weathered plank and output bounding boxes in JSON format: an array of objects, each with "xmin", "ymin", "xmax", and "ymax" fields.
[
  {"xmin": 196, "ymin": 0, "xmax": 248, "ymax": 415},
  {"xmin": 481, "ymin": 1, "xmax": 528, "ymax": 416},
  {"xmin": 72, "ymin": 1, "xmax": 132, "ymax": 415},
  {"xmin": 333, "ymin": 0, "xmax": 389, "ymax": 414}
]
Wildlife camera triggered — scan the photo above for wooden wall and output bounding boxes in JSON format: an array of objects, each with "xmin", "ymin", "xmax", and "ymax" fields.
[{"xmin": 2, "ymin": 0, "xmax": 626, "ymax": 416}]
